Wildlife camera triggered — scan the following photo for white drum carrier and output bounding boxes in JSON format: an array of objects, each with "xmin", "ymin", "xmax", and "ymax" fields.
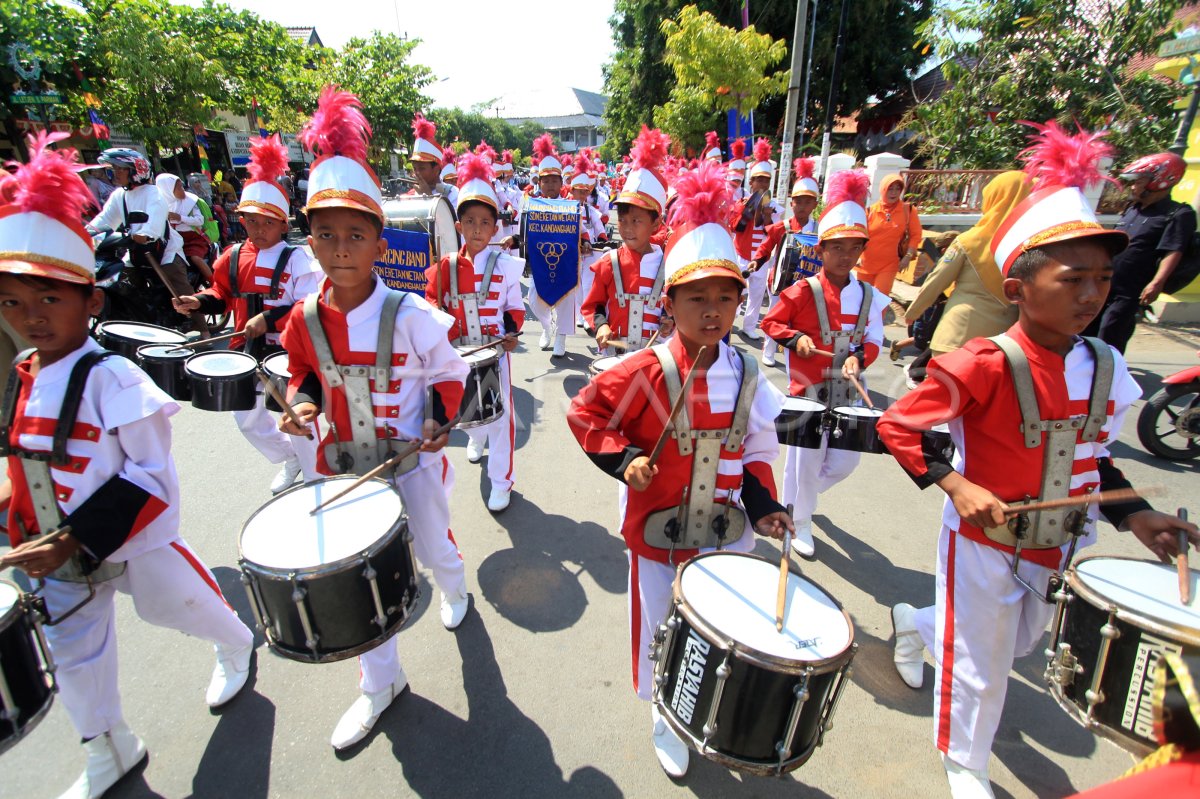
[
  {"xmin": 803, "ymin": 276, "xmax": 873, "ymax": 408},
  {"xmin": 604, "ymin": 249, "xmax": 664, "ymax": 352}
]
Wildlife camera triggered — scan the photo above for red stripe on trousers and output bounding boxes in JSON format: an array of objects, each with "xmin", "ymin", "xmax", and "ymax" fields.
[
  {"xmin": 936, "ymin": 533, "xmax": 957, "ymax": 753},
  {"xmin": 170, "ymin": 541, "xmax": 233, "ymax": 611},
  {"xmin": 505, "ymin": 354, "xmax": 515, "ymax": 485},
  {"xmin": 630, "ymin": 556, "xmax": 641, "ymax": 695},
  {"xmin": 440, "ymin": 454, "xmax": 461, "ymax": 556}
]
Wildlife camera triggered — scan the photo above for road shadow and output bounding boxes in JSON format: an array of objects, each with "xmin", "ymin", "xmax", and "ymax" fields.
[
  {"xmin": 449, "ymin": 383, "xmax": 538, "ymax": 456},
  {"xmin": 188, "ymin": 659, "xmax": 276, "ymax": 799},
  {"xmin": 475, "ymin": 491, "xmax": 626, "ymax": 633},
  {"xmin": 809, "ymin": 515, "xmax": 936, "ymax": 612},
  {"xmin": 368, "ymin": 614, "xmax": 621, "ymax": 798},
  {"xmin": 106, "ymin": 755, "xmax": 162, "ymax": 799},
  {"xmin": 1107, "ymin": 438, "xmax": 1198, "ymax": 475}
]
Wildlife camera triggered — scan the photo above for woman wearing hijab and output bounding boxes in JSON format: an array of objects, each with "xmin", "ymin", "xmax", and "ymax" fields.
[
  {"xmin": 858, "ymin": 173, "xmax": 922, "ymax": 296},
  {"xmin": 903, "ymin": 171, "xmax": 1032, "ymax": 357},
  {"xmin": 157, "ymin": 173, "xmax": 214, "ymax": 283}
]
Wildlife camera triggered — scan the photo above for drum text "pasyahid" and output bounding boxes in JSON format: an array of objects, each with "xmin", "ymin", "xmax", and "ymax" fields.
[{"xmin": 671, "ymin": 631, "xmax": 711, "ymax": 725}]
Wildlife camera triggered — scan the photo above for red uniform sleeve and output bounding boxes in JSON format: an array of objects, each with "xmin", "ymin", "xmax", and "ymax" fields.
[
  {"xmin": 198, "ymin": 247, "xmax": 234, "ymax": 303},
  {"xmin": 280, "ymin": 302, "xmax": 321, "ymax": 407},
  {"xmin": 581, "ymin": 257, "xmax": 614, "ymax": 328},
  {"xmin": 752, "ymin": 222, "xmax": 785, "ymax": 263},
  {"xmin": 431, "ymin": 379, "xmax": 465, "ymax": 427},
  {"xmin": 424, "ymin": 257, "xmax": 447, "ymax": 309},
  {"xmin": 760, "ymin": 280, "xmax": 808, "ymax": 344}
]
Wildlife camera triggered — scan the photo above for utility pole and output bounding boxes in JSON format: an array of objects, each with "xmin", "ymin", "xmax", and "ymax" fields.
[
  {"xmin": 774, "ymin": 0, "xmax": 810, "ymax": 208},
  {"xmin": 818, "ymin": 0, "xmax": 851, "ymax": 191},
  {"xmin": 797, "ymin": 0, "xmax": 819, "ymax": 151}
]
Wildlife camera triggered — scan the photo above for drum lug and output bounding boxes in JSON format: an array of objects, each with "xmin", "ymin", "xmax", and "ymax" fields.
[
  {"xmin": 1046, "ymin": 643, "xmax": 1080, "ymax": 689},
  {"xmin": 240, "ymin": 568, "xmax": 270, "ymax": 633},
  {"xmin": 1083, "ymin": 609, "xmax": 1121, "ymax": 721},
  {"xmin": 774, "ymin": 665, "xmax": 813, "ymax": 776},
  {"xmin": 290, "ymin": 576, "xmax": 320, "ymax": 658},
  {"xmin": 362, "ymin": 559, "xmax": 388, "ymax": 632},
  {"xmin": 701, "ymin": 648, "xmax": 733, "ymax": 750},
  {"xmin": 818, "ymin": 643, "xmax": 857, "ymax": 746}
]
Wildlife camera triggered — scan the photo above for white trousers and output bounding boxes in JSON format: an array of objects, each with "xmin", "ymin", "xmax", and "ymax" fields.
[
  {"xmin": 464, "ymin": 352, "xmax": 516, "ymax": 492},
  {"xmin": 912, "ymin": 529, "xmax": 1058, "ymax": 771},
  {"xmin": 527, "ymin": 279, "xmax": 577, "ymax": 339},
  {"xmin": 358, "ymin": 455, "xmax": 467, "ymax": 693},
  {"xmin": 233, "ymin": 393, "xmax": 322, "ymax": 481},
  {"xmin": 741, "ymin": 261, "xmax": 770, "ymax": 332},
  {"xmin": 782, "ymin": 433, "xmax": 861, "ymax": 524},
  {"xmin": 42, "ymin": 540, "xmax": 253, "ymax": 739},
  {"xmin": 762, "ymin": 294, "xmax": 781, "ymax": 354}
]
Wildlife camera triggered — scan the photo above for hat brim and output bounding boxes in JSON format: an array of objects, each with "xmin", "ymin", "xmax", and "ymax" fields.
[
  {"xmin": 237, "ymin": 202, "xmax": 288, "ymax": 222},
  {"xmin": 818, "ymin": 227, "xmax": 869, "ymax": 242},
  {"xmin": 0, "ymin": 258, "xmax": 94, "ymax": 286},
  {"xmin": 1027, "ymin": 226, "xmax": 1128, "ymax": 259},
  {"xmin": 665, "ymin": 259, "xmax": 746, "ymax": 289},
  {"xmin": 305, "ymin": 196, "xmax": 385, "ymax": 224}
]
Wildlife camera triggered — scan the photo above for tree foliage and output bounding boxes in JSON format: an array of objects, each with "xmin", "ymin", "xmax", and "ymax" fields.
[{"xmin": 907, "ymin": 0, "xmax": 1187, "ymax": 168}]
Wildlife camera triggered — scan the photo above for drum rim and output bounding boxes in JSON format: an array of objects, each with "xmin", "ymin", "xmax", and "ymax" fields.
[
  {"xmin": 184, "ymin": 349, "xmax": 258, "ymax": 377},
  {"xmin": 0, "ymin": 581, "xmax": 25, "ymax": 627},
  {"xmin": 1065, "ymin": 555, "xmax": 1200, "ymax": 646},
  {"xmin": 96, "ymin": 320, "xmax": 187, "ymax": 343},
  {"xmin": 455, "ymin": 345, "xmax": 502, "ymax": 365},
  {"xmin": 670, "ymin": 551, "xmax": 855, "ymax": 674},
  {"xmin": 135, "ymin": 343, "xmax": 190, "ymax": 361},
  {"xmin": 238, "ymin": 476, "xmax": 408, "ymax": 576},
  {"xmin": 1045, "ymin": 682, "xmax": 1155, "ymax": 757}
]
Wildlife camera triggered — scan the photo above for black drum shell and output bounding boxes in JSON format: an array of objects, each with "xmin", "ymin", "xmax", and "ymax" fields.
[
  {"xmin": 921, "ymin": 428, "xmax": 955, "ymax": 462},
  {"xmin": 240, "ymin": 518, "xmax": 418, "ymax": 663},
  {"xmin": 776, "ymin": 405, "xmax": 825, "ymax": 449},
  {"xmin": 457, "ymin": 350, "xmax": 504, "ymax": 429},
  {"xmin": 96, "ymin": 322, "xmax": 185, "ymax": 360},
  {"xmin": 827, "ymin": 409, "xmax": 886, "ymax": 454},
  {"xmin": 136, "ymin": 345, "xmax": 192, "ymax": 401},
  {"xmin": 0, "ymin": 594, "xmax": 53, "ymax": 755},
  {"xmin": 261, "ymin": 353, "xmax": 290, "ymax": 413},
  {"xmin": 186, "ymin": 354, "xmax": 257, "ymax": 412}
]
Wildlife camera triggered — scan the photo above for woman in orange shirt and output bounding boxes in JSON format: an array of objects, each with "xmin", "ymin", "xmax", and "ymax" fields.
[{"xmin": 858, "ymin": 173, "xmax": 921, "ymax": 296}]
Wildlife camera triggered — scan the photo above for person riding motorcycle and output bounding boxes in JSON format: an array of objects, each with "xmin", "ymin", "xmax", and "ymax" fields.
[{"xmin": 88, "ymin": 148, "xmax": 209, "ymax": 336}]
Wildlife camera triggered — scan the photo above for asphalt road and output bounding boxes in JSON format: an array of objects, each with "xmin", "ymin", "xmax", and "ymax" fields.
[{"xmin": 3, "ymin": 307, "xmax": 1197, "ymax": 799}]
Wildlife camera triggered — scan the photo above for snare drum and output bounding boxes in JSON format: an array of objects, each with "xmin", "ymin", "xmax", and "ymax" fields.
[
  {"xmin": 381, "ymin": 195, "xmax": 460, "ymax": 261},
  {"xmin": 261, "ymin": 351, "xmax": 291, "ymax": 413},
  {"xmin": 238, "ymin": 477, "xmax": 418, "ymax": 663},
  {"xmin": 652, "ymin": 552, "xmax": 856, "ymax": 775},
  {"xmin": 0, "ymin": 582, "xmax": 55, "ymax": 756},
  {"xmin": 827, "ymin": 406, "xmax": 886, "ymax": 454},
  {"xmin": 1046, "ymin": 556, "xmax": 1200, "ymax": 754},
  {"xmin": 456, "ymin": 345, "xmax": 504, "ymax": 429},
  {"xmin": 588, "ymin": 354, "xmax": 629, "ymax": 377},
  {"xmin": 921, "ymin": 423, "xmax": 954, "ymax": 461},
  {"xmin": 776, "ymin": 397, "xmax": 826, "ymax": 449},
  {"xmin": 136, "ymin": 344, "xmax": 191, "ymax": 401},
  {"xmin": 186, "ymin": 350, "xmax": 257, "ymax": 412},
  {"xmin": 96, "ymin": 321, "xmax": 186, "ymax": 360}
]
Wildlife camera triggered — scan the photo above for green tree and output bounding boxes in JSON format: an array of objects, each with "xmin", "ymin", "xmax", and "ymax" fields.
[{"xmin": 907, "ymin": 0, "xmax": 1187, "ymax": 168}]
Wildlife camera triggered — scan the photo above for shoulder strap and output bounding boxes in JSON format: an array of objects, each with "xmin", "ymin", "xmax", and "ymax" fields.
[
  {"xmin": 651, "ymin": 344, "xmax": 692, "ymax": 456},
  {"xmin": 724, "ymin": 351, "xmax": 759, "ymax": 453},
  {"xmin": 374, "ymin": 291, "xmax": 404, "ymax": 392},
  {"xmin": 54, "ymin": 351, "xmax": 117, "ymax": 465},
  {"xmin": 0, "ymin": 349, "xmax": 36, "ymax": 457},
  {"xmin": 447, "ymin": 253, "xmax": 459, "ymax": 306},
  {"xmin": 270, "ymin": 245, "xmax": 295, "ymax": 298},
  {"xmin": 1080, "ymin": 337, "xmax": 1114, "ymax": 443},
  {"xmin": 609, "ymin": 249, "xmax": 626, "ymax": 308},
  {"xmin": 229, "ymin": 243, "xmax": 243, "ymax": 297},
  {"xmin": 990, "ymin": 334, "xmax": 1043, "ymax": 449},
  {"xmin": 852, "ymin": 282, "xmax": 874, "ymax": 344},
  {"xmin": 805, "ymin": 276, "xmax": 833, "ymax": 344},
  {"xmin": 303, "ymin": 294, "xmax": 342, "ymax": 388},
  {"xmin": 479, "ymin": 249, "xmax": 500, "ymax": 300}
]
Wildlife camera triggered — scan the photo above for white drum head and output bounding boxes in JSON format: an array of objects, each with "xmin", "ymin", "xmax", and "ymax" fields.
[
  {"xmin": 138, "ymin": 344, "xmax": 188, "ymax": 360},
  {"xmin": 834, "ymin": 406, "xmax": 882, "ymax": 418},
  {"xmin": 431, "ymin": 196, "xmax": 460, "ymax": 259},
  {"xmin": 262, "ymin": 352, "xmax": 290, "ymax": 379},
  {"xmin": 1073, "ymin": 557, "xmax": 1200, "ymax": 630},
  {"xmin": 592, "ymin": 355, "xmax": 626, "ymax": 373},
  {"xmin": 455, "ymin": 346, "xmax": 498, "ymax": 365},
  {"xmin": 680, "ymin": 553, "xmax": 851, "ymax": 662},
  {"xmin": 101, "ymin": 322, "xmax": 186, "ymax": 344},
  {"xmin": 241, "ymin": 478, "xmax": 403, "ymax": 569},
  {"xmin": 782, "ymin": 397, "xmax": 824, "ymax": 413},
  {"xmin": 187, "ymin": 351, "xmax": 257, "ymax": 377},
  {"xmin": 0, "ymin": 581, "xmax": 18, "ymax": 615}
]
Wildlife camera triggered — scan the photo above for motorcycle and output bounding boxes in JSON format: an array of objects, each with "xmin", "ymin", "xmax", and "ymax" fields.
[{"xmin": 1136, "ymin": 350, "xmax": 1200, "ymax": 461}]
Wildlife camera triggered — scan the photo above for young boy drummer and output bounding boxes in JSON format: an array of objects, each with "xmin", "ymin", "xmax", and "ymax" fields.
[
  {"xmin": 729, "ymin": 138, "xmax": 782, "ymax": 340},
  {"xmin": 581, "ymin": 126, "xmax": 672, "ymax": 356},
  {"xmin": 0, "ymin": 134, "xmax": 254, "ymax": 798},
  {"xmin": 277, "ymin": 88, "xmax": 472, "ymax": 750},
  {"xmin": 568, "ymin": 160, "xmax": 792, "ymax": 778},
  {"xmin": 760, "ymin": 170, "xmax": 890, "ymax": 558},
  {"xmin": 173, "ymin": 134, "xmax": 322, "ymax": 494},
  {"xmin": 425, "ymin": 152, "xmax": 524, "ymax": 513},
  {"xmin": 746, "ymin": 157, "xmax": 819, "ymax": 367},
  {"xmin": 876, "ymin": 123, "xmax": 1198, "ymax": 799}
]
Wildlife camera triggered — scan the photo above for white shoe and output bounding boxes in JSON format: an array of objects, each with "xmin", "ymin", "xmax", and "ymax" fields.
[
  {"xmin": 552, "ymin": 334, "xmax": 566, "ymax": 357},
  {"xmin": 487, "ymin": 485, "xmax": 511, "ymax": 512},
  {"xmin": 61, "ymin": 722, "xmax": 147, "ymax": 799},
  {"xmin": 330, "ymin": 671, "xmax": 407, "ymax": 750},
  {"xmin": 270, "ymin": 456, "xmax": 302, "ymax": 494},
  {"xmin": 538, "ymin": 329, "xmax": 551, "ymax": 350},
  {"xmin": 742, "ymin": 327, "xmax": 763, "ymax": 340},
  {"xmin": 762, "ymin": 348, "xmax": 776, "ymax": 367},
  {"xmin": 942, "ymin": 755, "xmax": 995, "ymax": 799},
  {"xmin": 651, "ymin": 705, "xmax": 689, "ymax": 778},
  {"xmin": 205, "ymin": 642, "xmax": 253, "ymax": 708},
  {"xmin": 466, "ymin": 437, "xmax": 485, "ymax": 464},
  {"xmin": 892, "ymin": 603, "xmax": 926, "ymax": 689},
  {"xmin": 790, "ymin": 521, "xmax": 815, "ymax": 559},
  {"xmin": 440, "ymin": 588, "xmax": 470, "ymax": 629}
]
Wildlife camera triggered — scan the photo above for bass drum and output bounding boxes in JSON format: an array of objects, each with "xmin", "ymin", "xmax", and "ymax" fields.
[{"xmin": 381, "ymin": 194, "xmax": 460, "ymax": 261}]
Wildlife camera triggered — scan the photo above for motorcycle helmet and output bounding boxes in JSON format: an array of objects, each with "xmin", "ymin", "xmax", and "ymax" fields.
[
  {"xmin": 98, "ymin": 147, "xmax": 153, "ymax": 186},
  {"xmin": 1119, "ymin": 152, "xmax": 1186, "ymax": 191}
]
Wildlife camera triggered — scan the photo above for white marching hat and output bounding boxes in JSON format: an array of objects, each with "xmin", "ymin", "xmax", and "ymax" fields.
[{"xmin": 301, "ymin": 87, "xmax": 385, "ymax": 222}]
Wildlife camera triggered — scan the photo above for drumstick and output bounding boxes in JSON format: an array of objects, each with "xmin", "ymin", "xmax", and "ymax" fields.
[
  {"xmin": 0, "ymin": 525, "xmax": 74, "ymax": 569},
  {"xmin": 848, "ymin": 373, "xmax": 875, "ymax": 410},
  {"xmin": 167, "ymin": 328, "xmax": 245, "ymax": 351},
  {"xmin": 646, "ymin": 346, "xmax": 707, "ymax": 468},
  {"xmin": 1179, "ymin": 509, "xmax": 1191, "ymax": 605},
  {"xmin": 256, "ymin": 369, "xmax": 313, "ymax": 440},
  {"xmin": 309, "ymin": 417, "xmax": 460, "ymax": 515},
  {"xmin": 145, "ymin": 253, "xmax": 182, "ymax": 301},
  {"xmin": 644, "ymin": 327, "xmax": 662, "ymax": 349},
  {"xmin": 1002, "ymin": 487, "xmax": 1162, "ymax": 516},
  {"xmin": 776, "ymin": 504, "xmax": 793, "ymax": 632},
  {"xmin": 459, "ymin": 333, "xmax": 521, "ymax": 358}
]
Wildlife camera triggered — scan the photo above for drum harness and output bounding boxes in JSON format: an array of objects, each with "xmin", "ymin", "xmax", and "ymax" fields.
[
  {"xmin": 227, "ymin": 243, "xmax": 295, "ymax": 360},
  {"xmin": 606, "ymin": 249, "xmax": 665, "ymax": 352},
  {"xmin": 0, "ymin": 349, "xmax": 127, "ymax": 623},
  {"xmin": 987, "ymin": 334, "xmax": 1114, "ymax": 601},
  {"xmin": 302, "ymin": 290, "xmax": 420, "ymax": 479},
  {"xmin": 444, "ymin": 251, "xmax": 501, "ymax": 347},
  {"xmin": 804, "ymin": 276, "xmax": 873, "ymax": 411},
  {"xmin": 643, "ymin": 345, "xmax": 758, "ymax": 563}
]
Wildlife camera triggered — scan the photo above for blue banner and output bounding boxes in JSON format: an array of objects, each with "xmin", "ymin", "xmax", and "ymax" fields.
[
  {"xmin": 375, "ymin": 226, "xmax": 432, "ymax": 295},
  {"xmin": 524, "ymin": 197, "xmax": 580, "ymax": 307},
  {"xmin": 794, "ymin": 232, "xmax": 821, "ymax": 280}
]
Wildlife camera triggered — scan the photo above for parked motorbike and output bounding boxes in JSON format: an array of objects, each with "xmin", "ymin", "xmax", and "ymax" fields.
[{"xmin": 1136, "ymin": 351, "xmax": 1200, "ymax": 461}]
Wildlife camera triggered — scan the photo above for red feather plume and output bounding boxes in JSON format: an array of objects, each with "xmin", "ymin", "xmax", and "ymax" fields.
[
  {"xmin": 411, "ymin": 113, "xmax": 436, "ymax": 143},
  {"xmin": 299, "ymin": 86, "xmax": 371, "ymax": 161},
  {"xmin": 1018, "ymin": 120, "xmax": 1115, "ymax": 190},
  {"xmin": 8, "ymin": 131, "xmax": 94, "ymax": 220},
  {"xmin": 247, "ymin": 134, "xmax": 289, "ymax": 184},
  {"xmin": 629, "ymin": 126, "xmax": 670, "ymax": 172},
  {"xmin": 826, "ymin": 169, "xmax": 870, "ymax": 208},
  {"xmin": 457, "ymin": 151, "xmax": 494, "ymax": 186},
  {"xmin": 0, "ymin": 170, "xmax": 16, "ymax": 206},
  {"xmin": 532, "ymin": 133, "xmax": 557, "ymax": 163},
  {"xmin": 752, "ymin": 137, "xmax": 771, "ymax": 164},
  {"xmin": 729, "ymin": 138, "xmax": 746, "ymax": 161},
  {"xmin": 500, "ymin": 149, "xmax": 514, "ymax": 165},
  {"xmin": 474, "ymin": 139, "xmax": 497, "ymax": 164},
  {"xmin": 704, "ymin": 131, "xmax": 719, "ymax": 151},
  {"xmin": 668, "ymin": 160, "xmax": 730, "ymax": 228},
  {"xmin": 440, "ymin": 147, "xmax": 457, "ymax": 168},
  {"xmin": 793, "ymin": 157, "xmax": 815, "ymax": 180}
]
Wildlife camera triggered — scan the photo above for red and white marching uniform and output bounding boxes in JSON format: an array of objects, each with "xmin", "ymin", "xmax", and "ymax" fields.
[
  {"xmin": 282, "ymin": 276, "xmax": 469, "ymax": 692},
  {"xmin": 426, "ymin": 247, "xmax": 525, "ymax": 493},
  {"xmin": 876, "ymin": 326, "xmax": 1143, "ymax": 771},
  {"xmin": 195, "ymin": 240, "xmax": 322, "ymax": 478},
  {"xmin": 579, "ymin": 245, "xmax": 665, "ymax": 353},
  {"xmin": 760, "ymin": 272, "xmax": 888, "ymax": 526},
  {"xmin": 576, "ymin": 202, "xmax": 609, "ymax": 326},
  {"xmin": 752, "ymin": 216, "xmax": 816, "ymax": 289},
  {"xmin": 728, "ymin": 196, "xmax": 782, "ymax": 333},
  {"xmin": 568, "ymin": 337, "xmax": 784, "ymax": 698},
  {"xmin": 2, "ymin": 340, "xmax": 251, "ymax": 739}
]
